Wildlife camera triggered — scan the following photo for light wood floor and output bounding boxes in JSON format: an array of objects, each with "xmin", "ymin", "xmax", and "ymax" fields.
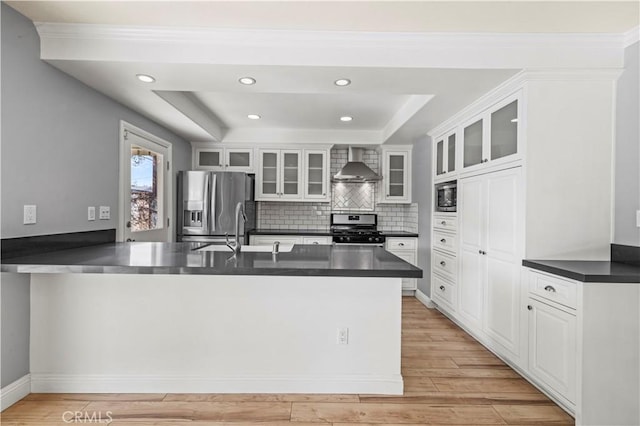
[{"xmin": 1, "ymin": 297, "xmax": 574, "ymax": 425}]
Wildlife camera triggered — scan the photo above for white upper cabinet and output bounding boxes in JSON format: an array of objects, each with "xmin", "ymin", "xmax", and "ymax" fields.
[
  {"xmin": 257, "ymin": 149, "xmax": 302, "ymax": 200},
  {"xmin": 461, "ymin": 92, "xmax": 521, "ymax": 173},
  {"xmin": 434, "ymin": 130, "xmax": 458, "ymax": 181},
  {"xmin": 304, "ymin": 149, "xmax": 329, "ymax": 201},
  {"xmin": 192, "ymin": 143, "xmax": 254, "ymax": 172},
  {"xmin": 379, "ymin": 146, "xmax": 412, "ymax": 204}
]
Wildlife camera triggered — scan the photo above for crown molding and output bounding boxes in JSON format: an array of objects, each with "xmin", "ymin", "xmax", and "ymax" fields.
[
  {"xmin": 427, "ymin": 68, "xmax": 623, "ymax": 137},
  {"xmin": 36, "ymin": 22, "xmax": 628, "ymax": 70},
  {"xmin": 623, "ymin": 26, "xmax": 640, "ymax": 48},
  {"xmin": 35, "ymin": 22, "xmax": 628, "ymax": 49}
]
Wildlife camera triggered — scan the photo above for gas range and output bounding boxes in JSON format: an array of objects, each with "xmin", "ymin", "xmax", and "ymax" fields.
[{"xmin": 330, "ymin": 213, "xmax": 386, "ymax": 245}]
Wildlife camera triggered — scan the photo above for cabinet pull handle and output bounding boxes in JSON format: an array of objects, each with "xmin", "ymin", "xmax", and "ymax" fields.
[
  {"xmin": 440, "ymin": 238, "xmax": 446, "ymax": 243},
  {"xmin": 313, "ymin": 242, "xmax": 319, "ymax": 245},
  {"xmin": 440, "ymin": 261, "xmax": 446, "ymax": 266},
  {"xmin": 398, "ymin": 243, "xmax": 405, "ymax": 247},
  {"xmin": 483, "ymin": 158, "xmax": 489, "ymax": 163},
  {"xmin": 478, "ymin": 250, "xmax": 486, "ymax": 255},
  {"xmin": 439, "ymin": 285, "xmax": 445, "ymax": 291},
  {"xmin": 441, "ymin": 221, "xmax": 446, "ymax": 225},
  {"xmin": 544, "ymin": 285, "xmax": 556, "ymax": 293},
  {"xmin": 527, "ymin": 305, "xmax": 533, "ymax": 311}
]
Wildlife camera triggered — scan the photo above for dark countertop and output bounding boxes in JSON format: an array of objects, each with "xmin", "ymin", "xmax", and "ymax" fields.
[
  {"xmin": 523, "ymin": 259, "xmax": 640, "ymax": 283},
  {"xmin": 1, "ymin": 242, "xmax": 423, "ymax": 278},
  {"xmin": 248, "ymin": 229, "xmax": 419, "ymax": 238}
]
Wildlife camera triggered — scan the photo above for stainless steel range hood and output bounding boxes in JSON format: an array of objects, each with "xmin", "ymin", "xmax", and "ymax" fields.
[{"xmin": 332, "ymin": 147, "xmax": 382, "ymax": 182}]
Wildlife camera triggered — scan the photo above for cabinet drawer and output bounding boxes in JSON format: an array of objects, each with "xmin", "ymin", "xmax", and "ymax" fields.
[
  {"xmin": 302, "ymin": 236, "xmax": 332, "ymax": 245},
  {"xmin": 386, "ymin": 238, "xmax": 416, "ymax": 250},
  {"xmin": 433, "ymin": 230, "xmax": 457, "ymax": 253},
  {"xmin": 391, "ymin": 250, "xmax": 417, "ymax": 266},
  {"xmin": 432, "ymin": 250, "xmax": 457, "ymax": 280},
  {"xmin": 433, "ymin": 216, "xmax": 457, "ymax": 232},
  {"xmin": 528, "ymin": 270, "xmax": 577, "ymax": 310},
  {"xmin": 432, "ymin": 274, "xmax": 456, "ymax": 310}
]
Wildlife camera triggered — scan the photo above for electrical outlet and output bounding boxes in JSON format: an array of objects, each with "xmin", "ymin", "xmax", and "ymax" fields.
[
  {"xmin": 337, "ymin": 327, "xmax": 349, "ymax": 345},
  {"xmin": 23, "ymin": 205, "xmax": 37, "ymax": 225},
  {"xmin": 88, "ymin": 206, "xmax": 96, "ymax": 221},
  {"xmin": 99, "ymin": 206, "xmax": 110, "ymax": 220}
]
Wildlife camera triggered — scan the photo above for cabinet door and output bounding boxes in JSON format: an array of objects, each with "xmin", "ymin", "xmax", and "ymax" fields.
[
  {"xmin": 304, "ymin": 150, "xmax": 329, "ymax": 200},
  {"xmin": 384, "ymin": 151, "xmax": 409, "ymax": 202},
  {"xmin": 483, "ymin": 168, "xmax": 522, "ymax": 356},
  {"xmin": 225, "ymin": 149, "xmax": 253, "ymax": 171},
  {"xmin": 458, "ymin": 175, "xmax": 485, "ymax": 330},
  {"xmin": 463, "ymin": 118, "xmax": 484, "ymax": 168},
  {"xmin": 447, "ymin": 133, "xmax": 456, "ymax": 173},
  {"xmin": 490, "ymin": 99, "xmax": 518, "ymax": 162},
  {"xmin": 528, "ymin": 298, "xmax": 577, "ymax": 404},
  {"xmin": 436, "ymin": 139, "xmax": 445, "ymax": 175},
  {"xmin": 280, "ymin": 150, "xmax": 302, "ymax": 199},
  {"xmin": 195, "ymin": 148, "xmax": 224, "ymax": 170},
  {"xmin": 390, "ymin": 249, "xmax": 417, "ymax": 291},
  {"xmin": 257, "ymin": 150, "xmax": 280, "ymax": 199}
]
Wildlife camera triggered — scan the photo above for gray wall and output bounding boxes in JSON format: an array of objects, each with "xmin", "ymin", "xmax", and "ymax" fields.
[
  {"xmin": 1, "ymin": 3, "xmax": 191, "ymax": 238},
  {"xmin": 0, "ymin": 4, "xmax": 191, "ymax": 388},
  {"xmin": 614, "ymin": 41, "xmax": 640, "ymax": 247},
  {"xmin": 412, "ymin": 135, "xmax": 432, "ymax": 297}
]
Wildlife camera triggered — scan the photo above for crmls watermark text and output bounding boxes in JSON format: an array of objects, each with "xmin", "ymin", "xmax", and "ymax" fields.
[{"xmin": 62, "ymin": 411, "xmax": 113, "ymax": 424}]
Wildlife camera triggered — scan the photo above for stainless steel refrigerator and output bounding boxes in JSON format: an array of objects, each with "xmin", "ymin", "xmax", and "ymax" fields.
[{"xmin": 177, "ymin": 171, "xmax": 256, "ymax": 243}]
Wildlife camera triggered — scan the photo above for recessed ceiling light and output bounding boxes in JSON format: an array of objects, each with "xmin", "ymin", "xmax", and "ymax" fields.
[
  {"xmin": 136, "ymin": 74, "xmax": 155, "ymax": 83},
  {"xmin": 340, "ymin": 116, "xmax": 353, "ymax": 122},
  {"xmin": 239, "ymin": 77, "xmax": 256, "ymax": 85},
  {"xmin": 334, "ymin": 79, "xmax": 351, "ymax": 87},
  {"xmin": 247, "ymin": 114, "xmax": 261, "ymax": 120}
]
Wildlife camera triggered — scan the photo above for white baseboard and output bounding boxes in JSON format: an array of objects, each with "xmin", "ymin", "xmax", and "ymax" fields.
[
  {"xmin": 415, "ymin": 289, "xmax": 436, "ymax": 308},
  {"xmin": 1, "ymin": 374, "xmax": 31, "ymax": 411},
  {"xmin": 30, "ymin": 374, "xmax": 403, "ymax": 395}
]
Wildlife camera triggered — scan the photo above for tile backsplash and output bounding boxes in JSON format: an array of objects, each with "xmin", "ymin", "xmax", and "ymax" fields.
[{"xmin": 256, "ymin": 147, "xmax": 418, "ymax": 233}]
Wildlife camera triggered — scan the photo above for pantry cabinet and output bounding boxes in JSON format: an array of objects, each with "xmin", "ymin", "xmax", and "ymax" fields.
[{"xmin": 458, "ymin": 166, "xmax": 523, "ymax": 358}]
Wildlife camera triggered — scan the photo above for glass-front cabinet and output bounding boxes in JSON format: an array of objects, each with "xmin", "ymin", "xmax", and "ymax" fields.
[
  {"xmin": 256, "ymin": 149, "xmax": 302, "ymax": 200},
  {"xmin": 304, "ymin": 150, "xmax": 329, "ymax": 201},
  {"xmin": 379, "ymin": 146, "xmax": 412, "ymax": 204},
  {"xmin": 461, "ymin": 92, "xmax": 521, "ymax": 172},
  {"xmin": 435, "ymin": 130, "xmax": 457, "ymax": 180},
  {"xmin": 192, "ymin": 144, "xmax": 254, "ymax": 172}
]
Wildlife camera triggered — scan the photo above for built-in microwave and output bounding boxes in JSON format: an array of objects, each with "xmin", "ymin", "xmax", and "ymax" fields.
[{"xmin": 435, "ymin": 181, "xmax": 457, "ymax": 212}]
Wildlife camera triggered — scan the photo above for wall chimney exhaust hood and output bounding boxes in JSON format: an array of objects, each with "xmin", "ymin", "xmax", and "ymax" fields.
[{"xmin": 332, "ymin": 147, "xmax": 381, "ymax": 182}]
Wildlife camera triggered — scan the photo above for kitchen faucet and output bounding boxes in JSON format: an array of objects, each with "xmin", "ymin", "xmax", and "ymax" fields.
[{"xmin": 225, "ymin": 202, "xmax": 246, "ymax": 255}]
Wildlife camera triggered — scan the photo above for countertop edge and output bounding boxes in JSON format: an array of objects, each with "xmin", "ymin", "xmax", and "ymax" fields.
[{"xmin": 522, "ymin": 260, "xmax": 640, "ymax": 283}]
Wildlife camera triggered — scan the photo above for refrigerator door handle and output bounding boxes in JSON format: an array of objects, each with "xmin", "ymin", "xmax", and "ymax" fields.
[{"xmin": 209, "ymin": 173, "xmax": 216, "ymax": 232}]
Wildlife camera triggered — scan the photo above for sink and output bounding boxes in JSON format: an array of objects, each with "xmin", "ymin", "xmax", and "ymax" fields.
[{"xmin": 196, "ymin": 244, "xmax": 294, "ymax": 253}]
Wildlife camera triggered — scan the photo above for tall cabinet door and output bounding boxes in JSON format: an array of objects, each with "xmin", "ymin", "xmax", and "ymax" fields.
[
  {"xmin": 257, "ymin": 150, "xmax": 280, "ymax": 199},
  {"xmin": 483, "ymin": 167, "xmax": 522, "ymax": 357},
  {"xmin": 280, "ymin": 150, "xmax": 302, "ymax": 199},
  {"xmin": 304, "ymin": 150, "xmax": 328, "ymax": 201},
  {"xmin": 458, "ymin": 175, "xmax": 485, "ymax": 331}
]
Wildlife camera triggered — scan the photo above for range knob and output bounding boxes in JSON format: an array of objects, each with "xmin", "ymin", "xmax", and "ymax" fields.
[{"xmin": 368, "ymin": 237, "xmax": 374, "ymax": 242}]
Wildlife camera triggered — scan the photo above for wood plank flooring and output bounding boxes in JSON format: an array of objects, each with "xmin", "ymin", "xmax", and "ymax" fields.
[{"xmin": 1, "ymin": 297, "xmax": 574, "ymax": 425}]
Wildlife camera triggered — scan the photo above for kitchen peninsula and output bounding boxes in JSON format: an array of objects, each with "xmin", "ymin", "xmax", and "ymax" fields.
[{"xmin": 1, "ymin": 240, "xmax": 422, "ymax": 395}]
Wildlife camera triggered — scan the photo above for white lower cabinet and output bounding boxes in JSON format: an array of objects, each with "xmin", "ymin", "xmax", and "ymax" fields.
[
  {"xmin": 385, "ymin": 237, "xmax": 418, "ymax": 291},
  {"xmin": 250, "ymin": 235, "xmax": 331, "ymax": 246},
  {"xmin": 527, "ymin": 296, "xmax": 577, "ymax": 405}
]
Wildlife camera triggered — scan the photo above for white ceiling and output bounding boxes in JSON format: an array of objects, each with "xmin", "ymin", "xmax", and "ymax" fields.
[{"xmin": 8, "ymin": 1, "xmax": 638, "ymax": 145}]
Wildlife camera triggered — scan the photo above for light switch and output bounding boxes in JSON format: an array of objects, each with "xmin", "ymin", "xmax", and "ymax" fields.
[
  {"xmin": 99, "ymin": 206, "xmax": 110, "ymax": 220},
  {"xmin": 23, "ymin": 205, "xmax": 37, "ymax": 225},
  {"xmin": 88, "ymin": 206, "xmax": 96, "ymax": 221}
]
